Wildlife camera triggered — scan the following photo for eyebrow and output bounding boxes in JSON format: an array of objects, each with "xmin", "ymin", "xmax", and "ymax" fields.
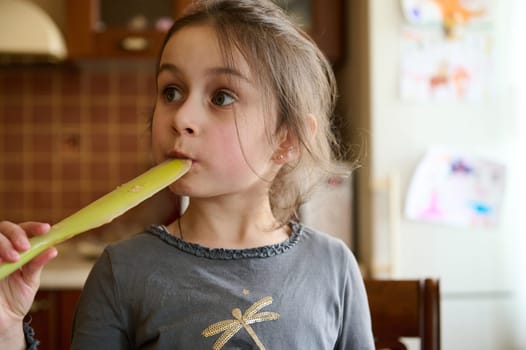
[
  {"xmin": 157, "ymin": 63, "xmax": 179, "ymax": 77},
  {"xmin": 157, "ymin": 63, "xmax": 252, "ymax": 84},
  {"xmin": 205, "ymin": 67, "xmax": 251, "ymax": 84}
]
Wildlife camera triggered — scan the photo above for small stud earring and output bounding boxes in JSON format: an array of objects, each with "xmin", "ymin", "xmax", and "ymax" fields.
[{"xmin": 278, "ymin": 154, "xmax": 285, "ymax": 160}]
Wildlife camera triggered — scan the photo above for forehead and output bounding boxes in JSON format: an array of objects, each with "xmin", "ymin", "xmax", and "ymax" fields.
[{"xmin": 159, "ymin": 23, "xmax": 253, "ymax": 81}]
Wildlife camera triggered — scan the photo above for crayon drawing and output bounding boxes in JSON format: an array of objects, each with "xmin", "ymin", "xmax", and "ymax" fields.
[
  {"xmin": 405, "ymin": 147, "xmax": 506, "ymax": 228},
  {"xmin": 399, "ymin": 0, "xmax": 493, "ymax": 102},
  {"xmin": 400, "ymin": 27, "xmax": 493, "ymax": 102}
]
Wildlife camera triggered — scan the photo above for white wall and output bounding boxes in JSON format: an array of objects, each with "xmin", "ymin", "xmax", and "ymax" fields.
[
  {"xmin": 367, "ymin": 0, "xmax": 522, "ymax": 349},
  {"xmin": 511, "ymin": 0, "xmax": 526, "ymax": 347}
]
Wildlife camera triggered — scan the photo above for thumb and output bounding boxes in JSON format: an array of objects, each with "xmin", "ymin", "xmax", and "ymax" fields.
[{"xmin": 20, "ymin": 248, "xmax": 58, "ymax": 289}]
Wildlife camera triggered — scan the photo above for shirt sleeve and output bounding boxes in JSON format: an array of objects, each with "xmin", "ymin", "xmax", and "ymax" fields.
[
  {"xmin": 336, "ymin": 252, "xmax": 375, "ymax": 350},
  {"xmin": 71, "ymin": 249, "xmax": 131, "ymax": 350},
  {"xmin": 23, "ymin": 321, "xmax": 40, "ymax": 350}
]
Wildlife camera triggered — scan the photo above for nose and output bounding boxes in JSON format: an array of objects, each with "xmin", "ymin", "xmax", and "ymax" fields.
[
  {"xmin": 171, "ymin": 96, "xmax": 199, "ymax": 136},
  {"xmin": 177, "ymin": 124, "xmax": 195, "ymax": 135}
]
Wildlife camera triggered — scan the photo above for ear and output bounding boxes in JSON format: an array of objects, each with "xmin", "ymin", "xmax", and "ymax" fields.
[
  {"xmin": 272, "ymin": 127, "xmax": 299, "ymax": 165},
  {"xmin": 272, "ymin": 115, "xmax": 318, "ymax": 164},
  {"xmin": 307, "ymin": 113, "xmax": 318, "ymax": 137}
]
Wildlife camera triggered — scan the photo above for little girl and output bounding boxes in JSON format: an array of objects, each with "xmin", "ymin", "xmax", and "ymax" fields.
[{"xmin": 0, "ymin": 0, "xmax": 374, "ymax": 348}]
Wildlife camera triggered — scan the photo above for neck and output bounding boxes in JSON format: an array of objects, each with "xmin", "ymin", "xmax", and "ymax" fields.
[{"xmin": 167, "ymin": 197, "xmax": 289, "ymax": 249}]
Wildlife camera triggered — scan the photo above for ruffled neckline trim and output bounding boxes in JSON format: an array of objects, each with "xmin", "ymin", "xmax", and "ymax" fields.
[{"xmin": 146, "ymin": 222, "xmax": 303, "ymax": 260}]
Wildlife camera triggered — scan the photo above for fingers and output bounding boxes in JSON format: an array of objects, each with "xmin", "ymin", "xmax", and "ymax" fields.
[
  {"xmin": 0, "ymin": 222, "xmax": 55, "ymax": 292},
  {"xmin": 17, "ymin": 222, "xmax": 51, "ymax": 251},
  {"xmin": 0, "ymin": 221, "xmax": 23, "ymax": 262},
  {"xmin": 19, "ymin": 221, "xmax": 51, "ymax": 238},
  {"xmin": 19, "ymin": 222, "xmax": 51, "ymax": 235},
  {"xmin": 0, "ymin": 221, "xmax": 50, "ymax": 263},
  {"xmin": 0, "ymin": 233, "xmax": 20, "ymax": 262}
]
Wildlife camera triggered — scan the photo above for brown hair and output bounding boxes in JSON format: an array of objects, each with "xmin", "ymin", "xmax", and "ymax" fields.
[{"xmin": 158, "ymin": 0, "xmax": 348, "ymax": 225}]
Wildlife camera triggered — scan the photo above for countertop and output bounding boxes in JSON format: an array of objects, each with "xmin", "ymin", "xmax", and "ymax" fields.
[{"xmin": 39, "ymin": 242, "xmax": 99, "ymax": 290}]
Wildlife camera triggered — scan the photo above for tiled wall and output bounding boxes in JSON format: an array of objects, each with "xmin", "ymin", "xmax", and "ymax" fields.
[{"xmin": 0, "ymin": 61, "xmax": 178, "ymax": 242}]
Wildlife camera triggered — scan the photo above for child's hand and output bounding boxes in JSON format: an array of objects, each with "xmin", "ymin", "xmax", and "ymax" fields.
[{"xmin": 0, "ymin": 221, "xmax": 57, "ymax": 341}]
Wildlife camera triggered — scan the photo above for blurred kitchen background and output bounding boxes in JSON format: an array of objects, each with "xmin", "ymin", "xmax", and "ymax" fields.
[{"xmin": 0, "ymin": 0, "xmax": 524, "ymax": 349}]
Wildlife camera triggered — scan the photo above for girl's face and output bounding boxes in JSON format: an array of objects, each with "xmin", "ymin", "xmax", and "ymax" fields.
[{"xmin": 151, "ymin": 24, "xmax": 280, "ymax": 200}]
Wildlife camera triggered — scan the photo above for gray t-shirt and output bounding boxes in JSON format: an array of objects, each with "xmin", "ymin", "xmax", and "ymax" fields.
[{"xmin": 71, "ymin": 222, "xmax": 374, "ymax": 349}]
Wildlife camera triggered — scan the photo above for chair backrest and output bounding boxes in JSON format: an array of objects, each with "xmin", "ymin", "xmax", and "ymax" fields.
[{"xmin": 364, "ymin": 278, "xmax": 440, "ymax": 350}]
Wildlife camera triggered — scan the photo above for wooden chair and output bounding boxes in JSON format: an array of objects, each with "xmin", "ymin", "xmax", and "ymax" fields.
[{"xmin": 364, "ymin": 278, "xmax": 441, "ymax": 350}]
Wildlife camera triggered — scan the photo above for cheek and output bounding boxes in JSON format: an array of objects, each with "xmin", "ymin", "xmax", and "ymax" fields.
[
  {"xmin": 150, "ymin": 114, "xmax": 169, "ymax": 158},
  {"xmin": 204, "ymin": 125, "xmax": 259, "ymax": 178},
  {"xmin": 150, "ymin": 117, "xmax": 161, "ymax": 141},
  {"xmin": 151, "ymin": 106, "xmax": 172, "ymax": 135},
  {"xmin": 151, "ymin": 108, "xmax": 165, "ymax": 132},
  {"xmin": 237, "ymin": 117, "xmax": 274, "ymax": 158},
  {"xmin": 210, "ymin": 127, "xmax": 244, "ymax": 164},
  {"xmin": 219, "ymin": 122, "xmax": 274, "ymax": 177}
]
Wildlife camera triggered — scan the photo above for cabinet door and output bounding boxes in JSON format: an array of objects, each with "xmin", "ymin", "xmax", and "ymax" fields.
[
  {"xmin": 277, "ymin": 0, "xmax": 344, "ymax": 64},
  {"xmin": 57, "ymin": 290, "xmax": 82, "ymax": 350},
  {"xmin": 66, "ymin": 0, "xmax": 343, "ymax": 62},
  {"xmin": 29, "ymin": 291, "xmax": 59, "ymax": 350},
  {"xmin": 66, "ymin": 0, "xmax": 193, "ymax": 58},
  {"xmin": 29, "ymin": 290, "xmax": 82, "ymax": 350}
]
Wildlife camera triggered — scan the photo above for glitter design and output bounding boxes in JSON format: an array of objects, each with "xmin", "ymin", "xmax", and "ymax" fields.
[{"xmin": 202, "ymin": 296, "xmax": 280, "ymax": 350}]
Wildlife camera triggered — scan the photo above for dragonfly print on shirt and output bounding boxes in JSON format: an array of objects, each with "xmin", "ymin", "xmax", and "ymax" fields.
[{"xmin": 201, "ymin": 296, "xmax": 280, "ymax": 350}]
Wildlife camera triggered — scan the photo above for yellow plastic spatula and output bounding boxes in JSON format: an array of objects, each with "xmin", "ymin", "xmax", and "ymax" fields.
[{"xmin": 0, "ymin": 158, "xmax": 191, "ymax": 280}]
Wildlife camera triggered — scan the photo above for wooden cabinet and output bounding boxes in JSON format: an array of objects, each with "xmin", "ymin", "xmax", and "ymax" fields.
[
  {"xmin": 279, "ymin": 0, "xmax": 344, "ymax": 64},
  {"xmin": 29, "ymin": 290, "xmax": 82, "ymax": 350},
  {"xmin": 65, "ymin": 0, "xmax": 343, "ymax": 62},
  {"xmin": 65, "ymin": 0, "xmax": 192, "ymax": 58}
]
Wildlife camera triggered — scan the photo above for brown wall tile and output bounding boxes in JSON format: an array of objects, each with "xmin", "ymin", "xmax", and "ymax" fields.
[{"xmin": 0, "ymin": 63, "xmax": 167, "ymax": 240}]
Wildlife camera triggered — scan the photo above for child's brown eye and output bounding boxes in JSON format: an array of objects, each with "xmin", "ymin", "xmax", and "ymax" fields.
[
  {"xmin": 164, "ymin": 87, "xmax": 182, "ymax": 102},
  {"xmin": 212, "ymin": 91, "xmax": 235, "ymax": 106}
]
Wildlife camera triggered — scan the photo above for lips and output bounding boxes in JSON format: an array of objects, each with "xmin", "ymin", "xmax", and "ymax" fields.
[{"xmin": 167, "ymin": 150, "xmax": 193, "ymax": 162}]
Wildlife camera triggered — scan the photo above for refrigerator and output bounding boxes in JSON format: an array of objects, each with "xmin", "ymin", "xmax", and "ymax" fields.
[{"xmin": 346, "ymin": 1, "xmax": 524, "ymax": 349}]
